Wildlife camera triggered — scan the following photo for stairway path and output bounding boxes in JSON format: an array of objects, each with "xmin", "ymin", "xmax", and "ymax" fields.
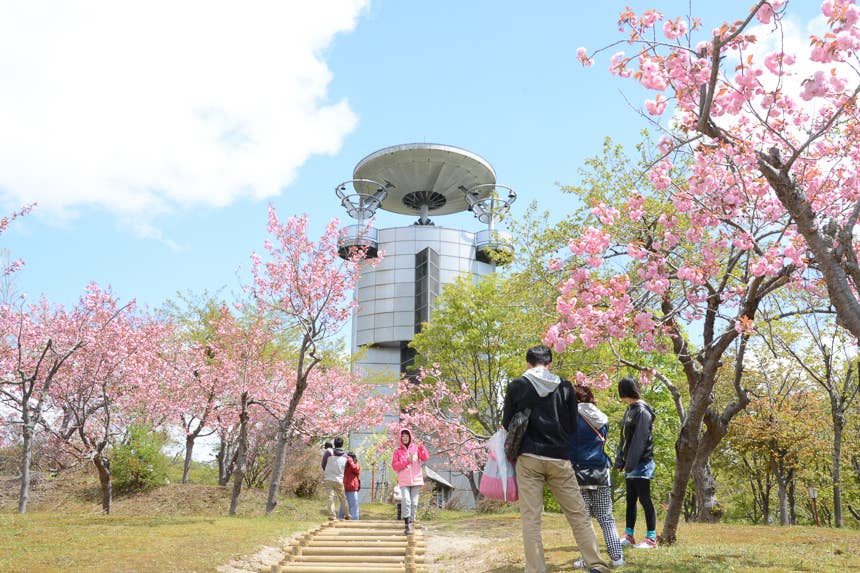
[{"xmin": 267, "ymin": 519, "xmax": 427, "ymax": 573}]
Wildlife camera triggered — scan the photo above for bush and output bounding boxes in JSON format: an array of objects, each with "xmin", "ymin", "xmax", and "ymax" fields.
[
  {"xmin": 281, "ymin": 443, "xmax": 324, "ymax": 498},
  {"xmin": 112, "ymin": 425, "xmax": 170, "ymax": 493},
  {"xmin": 476, "ymin": 497, "xmax": 509, "ymax": 513}
]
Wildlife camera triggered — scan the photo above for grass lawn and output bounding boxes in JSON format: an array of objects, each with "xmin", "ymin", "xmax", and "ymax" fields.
[
  {"xmin": 0, "ymin": 476, "xmax": 329, "ymax": 573},
  {"xmin": 0, "ymin": 511, "xmax": 311, "ymax": 573},
  {"xmin": 0, "ymin": 476, "xmax": 405, "ymax": 573},
  {"xmin": 427, "ymin": 510, "xmax": 860, "ymax": 573},
  {"xmin": 2, "ymin": 476, "xmax": 859, "ymax": 573}
]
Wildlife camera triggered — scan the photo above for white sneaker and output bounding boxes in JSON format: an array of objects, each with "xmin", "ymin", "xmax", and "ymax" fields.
[
  {"xmin": 573, "ymin": 557, "xmax": 624, "ymax": 569},
  {"xmin": 633, "ymin": 537, "xmax": 658, "ymax": 549}
]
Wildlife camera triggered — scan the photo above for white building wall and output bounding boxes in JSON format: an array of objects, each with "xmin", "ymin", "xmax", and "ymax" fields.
[{"xmin": 350, "ymin": 225, "xmax": 494, "ymax": 508}]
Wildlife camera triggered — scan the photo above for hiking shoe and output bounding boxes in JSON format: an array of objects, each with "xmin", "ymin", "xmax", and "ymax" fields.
[
  {"xmin": 572, "ymin": 558, "xmax": 586, "ymax": 569},
  {"xmin": 611, "ymin": 556, "xmax": 626, "ymax": 567},
  {"xmin": 620, "ymin": 533, "xmax": 636, "ymax": 547},
  {"xmin": 634, "ymin": 537, "xmax": 658, "ymax": 549}
]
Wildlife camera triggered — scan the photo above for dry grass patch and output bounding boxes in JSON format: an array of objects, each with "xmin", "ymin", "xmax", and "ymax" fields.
[
  {"xmin": 0, "ymin": 511, "xmax": 313, "ymax": 573},
  {"xmin": 0, "ymin": 473, "xmax": 326, "ymax": 573},
  {"xmin": 423, "ymin": 512, "xmax": 860, "ymax": 573}
]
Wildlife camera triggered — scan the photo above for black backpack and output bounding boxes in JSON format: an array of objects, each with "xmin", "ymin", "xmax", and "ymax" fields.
[{"xmin": 504, "ymin": 408, "xmax": 531, "ymax": 462}]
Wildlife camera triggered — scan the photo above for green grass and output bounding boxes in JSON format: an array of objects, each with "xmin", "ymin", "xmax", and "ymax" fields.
[
  {"xmin": 2, "ymin": 474, "xmax": 859, "ymax": 573},
  {"xmin": 426, "ymin": 511, "xmax": 860, "ymax": 572},
  {"xmin": 0, "ymin": 511, "xmax": 310, "ymax": 573}
]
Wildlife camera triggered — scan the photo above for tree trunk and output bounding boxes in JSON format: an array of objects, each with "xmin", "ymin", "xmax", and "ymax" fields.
[
  {"xmin": 93, "ymin": 456, "xmax": 112, "ymax": 515},
  {"xmin": 661, "ymin": 373, "xmax": 718, "ymax": 544},
  {"xmin": 229, "ymin": 392, "xmax": 249, "ymax": 516},
  {"xmin": 466, "ymin": 470, "xmax": 481, "ymax": 505},
  {"xmin": 759, "ymin": 158, "xmax": 860, "ymax": 340},
  {"xmin": 217, "ymin": 438, "xmax": 229, "ymax": 486},
  {"xmin": 182, "ymin": 434, "xmax": 195, "ymax": 484},
  {"xmin": 661, "ymin": 419, "xmax": 700, "ymax": 543},
  {"xmin": 832, "ymin": 400, "xmax": 844, "ymax": 528},
  {"xmin": 691, "ymin": 458, "xmax": 722, "ymax": 523},
  {"xmin": 265, "ymin": 424, "xmax": 289, "ymax": 515},
  {"xmin": 17, "ymin": 418, "xmax": 33, "ymax": 514},
  {"xmin": 776, "ymin": 474, "xmax": 789, "ymax": 526}
]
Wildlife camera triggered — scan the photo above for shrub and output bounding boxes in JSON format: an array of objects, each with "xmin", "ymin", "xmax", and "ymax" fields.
[
  {"xmin": 281, "ymin": 442, "xmax": 323, "ymax": 498},
  {"xmin": 112, "ymin": 425, "xmax": 170, "ymax": 493},
  {"xmin": 476, "ymin": 497, "xmax": 509, "ymax": 513}
]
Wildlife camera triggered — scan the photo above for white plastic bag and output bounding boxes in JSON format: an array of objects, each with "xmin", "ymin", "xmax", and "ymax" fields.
[{"xmin": 479, "ymin": 428, "xmax": 518, "ymax": 502}]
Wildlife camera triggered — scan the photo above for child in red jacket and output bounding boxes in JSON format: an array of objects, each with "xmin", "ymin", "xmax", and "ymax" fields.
[{"xmin": 339, "ymin": 452, "xmax": 361, "ymax": 520}]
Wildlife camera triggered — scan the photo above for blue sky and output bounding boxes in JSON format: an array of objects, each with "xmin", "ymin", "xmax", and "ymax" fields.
[{"xmin": 2, "ymin": 0, "xmax": 822, "ymax": 310}]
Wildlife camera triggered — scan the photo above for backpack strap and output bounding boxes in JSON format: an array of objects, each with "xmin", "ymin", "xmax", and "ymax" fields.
[{"xmin": 581, "ymin": 416, "xmax": 606, "ymax": 443}]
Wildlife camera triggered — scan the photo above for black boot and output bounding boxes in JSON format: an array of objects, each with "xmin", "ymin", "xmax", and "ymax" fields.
[
  {"xmin": 405, "ymin": 516, "xmax": 414, "ymax": 535},
  {"xmin": 404, "ymin": 517, "xmax": 410, "ymax": 535}
]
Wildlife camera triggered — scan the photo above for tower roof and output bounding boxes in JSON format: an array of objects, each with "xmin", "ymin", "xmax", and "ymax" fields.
[{"xmin": 352, "ymin": 143, "xmax": 496, "ymax": 217}]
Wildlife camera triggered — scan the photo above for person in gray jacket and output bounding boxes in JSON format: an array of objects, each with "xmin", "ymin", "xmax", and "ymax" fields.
[
  {"xmin": 614, "ymin": 376, "xmax": 657, "ymax": 549},
  {"xmin": 322, "ymin": 436, "xmax": 351, "ymax": 521}
]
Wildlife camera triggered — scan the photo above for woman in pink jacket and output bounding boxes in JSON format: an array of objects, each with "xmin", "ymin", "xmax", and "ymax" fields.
[{"xmin": 391, "ymin": 428, "xmax": 429, "ymax": 535}]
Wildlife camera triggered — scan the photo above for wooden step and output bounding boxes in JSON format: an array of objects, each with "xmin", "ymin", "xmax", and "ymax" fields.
[{"xmin": 271, "ymin": 520, "xmax": 426, "ymax": 573}]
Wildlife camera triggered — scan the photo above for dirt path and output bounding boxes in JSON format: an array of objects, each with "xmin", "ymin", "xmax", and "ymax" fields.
[{"xmin": 422, "ymin": 519, "xmax": 520, "ymax": 572}]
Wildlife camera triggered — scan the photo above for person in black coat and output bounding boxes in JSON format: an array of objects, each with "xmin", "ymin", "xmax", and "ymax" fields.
[{"xmin": 614, "ymin": 376, "xmax": 658, "ymax": 549}]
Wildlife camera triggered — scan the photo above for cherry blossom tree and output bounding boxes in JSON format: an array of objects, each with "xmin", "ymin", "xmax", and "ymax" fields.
[
  {"xmin": 0, "ymin": 283, "xmax": 132, "ymax": 513},
  {"xmin": 50, "ymin": 286, "xmax": 163, "ymax": 514},
  {"xmin": 0, "ymin": 297, "xmax": 83, "ymax": 513},
  {"xmin": 159, "ymin": 296, "xmax": 226, "ymax": 484},
  {"xmin": 158, "ymin": 334, "xmax": 220, "ymax": 484},
  {"xmin": 545, "ymin": 136, "xmax": 799, "ymax": 539},
  {"xmin": 578, "ymin": 1, "xmax": 860, "ymax": 337},
  {"xmin": 395, "ymin": 367, "xmax": 490, "ymax": 501},
  {"xmin": 200, "ymin": 304, "xmax": 278, "ymax": 515},
  {"xmin": 561, "ymin": 0, "xmax": 860, "ymax": 542},
  {"xmin": 250, "ymin": 206, "xmax": 368, "ymax": 515}
]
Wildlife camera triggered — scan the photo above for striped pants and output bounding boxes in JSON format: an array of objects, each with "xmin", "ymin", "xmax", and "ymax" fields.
[{"xmin": 581, "ymin": 486, "xmax": 623, "ymax": 561}]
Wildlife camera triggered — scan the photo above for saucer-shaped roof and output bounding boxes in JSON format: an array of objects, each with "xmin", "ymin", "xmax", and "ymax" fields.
[{"xmin": 352, "ymin": 143, "xmax": 496, "ymax": 216}]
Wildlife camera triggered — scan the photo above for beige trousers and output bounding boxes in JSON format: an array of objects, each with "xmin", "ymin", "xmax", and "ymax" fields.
[
  {"xmin": 516, "ymin": 455, "xmax": 609, "ymax": 573},
  {"xmin": 324, "ymin": 480, "xmax": 350, "ymax": 519}
]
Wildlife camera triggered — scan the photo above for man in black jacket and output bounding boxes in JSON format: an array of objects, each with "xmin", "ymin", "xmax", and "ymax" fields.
[{"xmin": 503, "ymin": 345, "xmax": 609, "ymax": 573}]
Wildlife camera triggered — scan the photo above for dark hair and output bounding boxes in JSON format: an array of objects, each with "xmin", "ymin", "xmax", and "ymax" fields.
[
  {"xmin": 348, "ymin": 452, "xmax": 357, "ymax": 461},
  {"xmin": 334, "ymin": 436, "xmax": 344, "ymax": 448},
  {"xmin": 618, "ymin": 376, "xmax": 641, "ymax": 400},
  {"xmin": 323, "ymin": 441, "xmax": 333, "ymax": 449},
  {"xmin": 526, "ymin": 344, "xmax": 553, "ymax": 367},
  {"xmin": 573, "ymin": 384, "xmax": 595, "ymax": 404}
]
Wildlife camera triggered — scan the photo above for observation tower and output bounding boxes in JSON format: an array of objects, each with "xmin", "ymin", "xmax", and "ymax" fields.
[{"xmin": 334, "ymin": 143, "xmax": 516, "ymax": 506}]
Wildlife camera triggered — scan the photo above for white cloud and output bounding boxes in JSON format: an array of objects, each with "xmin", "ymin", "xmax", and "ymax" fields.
[{"xmin": 0, "ymin": 0, "xmax": 366, "ymax": 220}]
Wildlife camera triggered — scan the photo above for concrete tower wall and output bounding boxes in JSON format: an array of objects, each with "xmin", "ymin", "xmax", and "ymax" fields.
[
  {"xmin": 352, "ymin": 225, "xmax": 494, "ymax": 350},
  {"xmin": 350, "ymin": 224, "xmax": 494, "ymax": 508}
]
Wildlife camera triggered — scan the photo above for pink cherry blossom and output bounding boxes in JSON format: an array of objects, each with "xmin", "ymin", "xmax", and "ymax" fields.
[
  {"xmin": 576, "ymin": 47, "xmax": 593, "ymax": 67},
  {"xmin": 663, "ymin": 17, "xmax": 688, "ymax": 40}
]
